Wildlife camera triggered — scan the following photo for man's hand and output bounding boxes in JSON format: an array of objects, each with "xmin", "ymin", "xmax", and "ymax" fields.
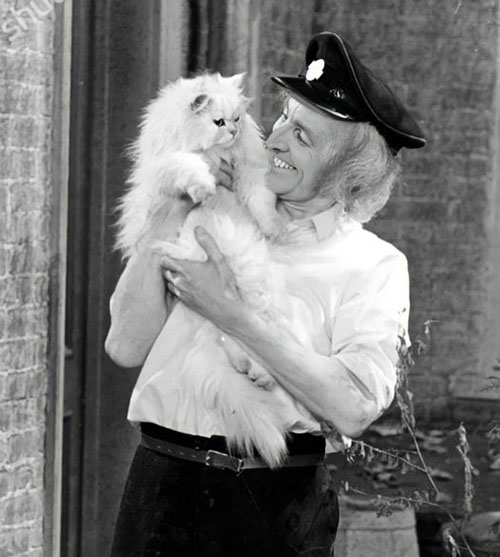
[{"xmin": 160, "ymin": 226, "xmax": 242, "ymax": 326}]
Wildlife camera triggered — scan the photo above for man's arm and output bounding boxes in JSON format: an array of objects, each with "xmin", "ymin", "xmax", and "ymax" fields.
[
  {"xmin": 161, "ymin": 228, "xmax": 409, "ymax": 437},
  {"xmin": 106, "ymin": 159, "xmax": 236, "ymax": 368},
  {"xmin": 223, "ymin": 253, "xmax": 408, "ymax": 437},
  {"xmin": 105, "ymin": 249, "xmax": 169, "ymax": 368},
  {"xmin": 105, "ymin": 201, "xmax": 192, "ymax": 368}
]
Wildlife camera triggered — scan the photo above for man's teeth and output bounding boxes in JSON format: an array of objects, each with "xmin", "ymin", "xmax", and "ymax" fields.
[{"xmin": 273, "ymin": 156, "xmax": 295, "ymax": 170}]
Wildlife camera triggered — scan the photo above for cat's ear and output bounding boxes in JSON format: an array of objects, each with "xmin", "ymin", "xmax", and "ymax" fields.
[
  {"xmin": 227, "ymin": 73, "xmax": 246, "ymax": 90},
  {"xmin": 190, "ymin": 94, "xmax": 211, "ymax": 113},
  {"xmin": 241, "ymin": 96, "xmax": 252, "ymax": 109}
]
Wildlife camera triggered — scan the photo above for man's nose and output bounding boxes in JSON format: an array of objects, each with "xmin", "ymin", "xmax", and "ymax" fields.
[{"xmin": 266, "ymin": 127, "xmax": 288, "ymax": 153}]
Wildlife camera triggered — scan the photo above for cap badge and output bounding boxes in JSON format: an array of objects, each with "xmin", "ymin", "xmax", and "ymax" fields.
[
  {"xmin": 330, "ymin": 88, "xmax": 344, "ymax": 99},
  {"xmin": 305, "ymin": 58, "xmax": 325, "ymax": 81}
]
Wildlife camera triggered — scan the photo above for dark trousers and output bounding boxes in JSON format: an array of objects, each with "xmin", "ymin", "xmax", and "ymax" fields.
[{"xmin": 111, "ymin": 429, "xmax": 339, "ymax": 556}]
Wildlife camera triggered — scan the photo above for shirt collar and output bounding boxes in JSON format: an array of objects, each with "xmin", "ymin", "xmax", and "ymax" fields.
[
  {"xmin": 311, "ymin": 206, "xmax": 344, "ymax": 241},
  {"xmin": 286, "ymin": 203, "xmax": 360, "ymax": 243}
]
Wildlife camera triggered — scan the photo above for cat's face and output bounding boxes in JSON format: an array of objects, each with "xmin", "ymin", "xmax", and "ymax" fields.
[{"xmin": 187, "ymin": 74, "xmax": 249, "ymax": 150}]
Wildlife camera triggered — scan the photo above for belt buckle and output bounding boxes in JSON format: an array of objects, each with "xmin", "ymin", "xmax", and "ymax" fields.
[{"xmin": 205, "ymin": 450, "xmax": 243, "ymax": 473}]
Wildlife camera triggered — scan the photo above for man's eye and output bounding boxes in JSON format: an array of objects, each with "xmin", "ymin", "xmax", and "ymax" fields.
[
  {"xmin": 294, "ymin": 128, "xmax": 306, "ymax": 144},
  {"xmin": 281, "ymin": 111, "xmax": 288, "ymax": 121},
  {"xmin": 213, "ymin": 119, "xmax": 225, "ymax": 127}
]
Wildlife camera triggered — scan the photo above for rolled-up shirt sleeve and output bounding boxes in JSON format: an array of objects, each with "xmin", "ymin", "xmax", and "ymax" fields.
[{"xmin": 328, "ymin": 252, "xmax": 410, "ymax": 430}]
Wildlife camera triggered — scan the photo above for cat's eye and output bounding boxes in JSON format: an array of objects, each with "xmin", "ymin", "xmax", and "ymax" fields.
[
  {"xmin": 234, "ymin": 116, "xmax": 240, "ymax": 122},
  {"xmin": 213, "ymin": 119, "xmax": 225, "ymax": 127}
]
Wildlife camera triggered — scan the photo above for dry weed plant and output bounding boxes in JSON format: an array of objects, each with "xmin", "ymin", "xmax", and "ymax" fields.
[{"xmin": 337, "ymin": 321, "xmax": 481, "ymax": 556}]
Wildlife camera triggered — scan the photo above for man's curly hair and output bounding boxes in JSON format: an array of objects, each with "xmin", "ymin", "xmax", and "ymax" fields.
[{"xmin": 318, "ymin": 120, "xmax": 401, "ymax": 223}]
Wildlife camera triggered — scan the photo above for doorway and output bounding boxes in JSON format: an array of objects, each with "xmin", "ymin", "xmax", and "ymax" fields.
[{"xmin": 61, "ymin": 1, "xmax": 259, "ymax": 553}]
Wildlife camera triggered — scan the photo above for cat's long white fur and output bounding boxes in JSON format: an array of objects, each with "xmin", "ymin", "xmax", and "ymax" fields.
[{"xmin": 116, "ymin": 73, "xmax": 293, "ymax": 467}]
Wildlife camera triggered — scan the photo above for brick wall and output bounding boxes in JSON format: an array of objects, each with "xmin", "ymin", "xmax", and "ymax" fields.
[
  {"xmin": 259, "ymin": 1, "xmax": 317, "ymax": 132},
  {"xmin": 0, "ymin": 1, "xmax": 497, "ymax": 551},
  {"xmin": 0, "ymin": 2, "xmax": 55, "ymax": 555},
  {"xmin": 260, "ymin": 0, "xmax": 500, "ymax": 420}
]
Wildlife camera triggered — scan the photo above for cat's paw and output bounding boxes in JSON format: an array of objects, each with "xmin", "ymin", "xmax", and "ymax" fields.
[
  {"xmin": 259, "ymin": 215, "xmax": 289, "ymax": 244},
  {"xmin": 151, "ymin": 240, "xmax": 185, "ymax": 259},
  {"xmin": 253, "ymin": 374, "xmax": 276, "ymax": 391},
  {"xmin": 231, "ymin": 353, "xmax": 252, "ymax": 374},
  {"xmin": 221, "ymin": 336, "xmax": 252, "ymax": 374},
  {"xmin": 186, "ymin": 175, "xmax": 216, "ymax": 204},
  {"xmin": 248, "ymin": 367, "xmax": 276, "ymax": 391}
]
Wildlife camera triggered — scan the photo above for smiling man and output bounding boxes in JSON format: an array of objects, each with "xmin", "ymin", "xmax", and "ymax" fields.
[
  {"xmin": 106, "ymin": 32, "xmax": 425, "ymax": 557},
  {"xmin": 266, "ymin": 99, "xmax": 338, "ymax": 211}
]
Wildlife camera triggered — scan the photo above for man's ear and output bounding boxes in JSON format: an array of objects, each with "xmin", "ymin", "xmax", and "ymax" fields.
[{"xmin": 190, "ymin": 94, "xmax": 210, "ymax": 113}]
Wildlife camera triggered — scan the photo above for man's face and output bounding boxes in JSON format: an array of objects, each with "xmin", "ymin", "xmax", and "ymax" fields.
[{"xmin": 265, "ymin": 98, "xmax": 349, "ymax": 202}]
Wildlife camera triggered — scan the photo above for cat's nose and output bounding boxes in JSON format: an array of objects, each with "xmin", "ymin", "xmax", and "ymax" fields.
[{"xmin": 229, "ymin": 128, "xmax": 237, "ymax": 136}]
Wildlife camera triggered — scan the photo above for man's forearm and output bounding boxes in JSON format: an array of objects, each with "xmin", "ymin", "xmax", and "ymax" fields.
[
  {"xmin": 106, "ymin": 201, "xmax": 194, "ymax": 367},
  {"xmin": 220, "ymin": 310, "xmax": 381, "ymax": 438},
  {"xmin": 105, "ymin": 249, "xmax": 169, "ymax": 367}
]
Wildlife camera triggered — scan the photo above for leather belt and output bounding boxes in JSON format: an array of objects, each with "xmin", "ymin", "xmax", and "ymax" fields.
[{"xmin": 141, "ymin": 433, "xmax": 325, "ymax": 473}]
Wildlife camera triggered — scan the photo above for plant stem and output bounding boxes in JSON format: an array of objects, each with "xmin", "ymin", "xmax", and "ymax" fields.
[
  {"xmin": 346, "ymin": 486, "xmax": 477, "ymax": 557},
  {"xmin": 347, "ymin": 485, "xmax": 439, "ymax": 509},
  {"xmin": 352, "ymin": 440, "xmax": 427, "ymax": 474},
  {"xmin": 404, "ymin": 418, "xmax": 441, "ymax": 497}
]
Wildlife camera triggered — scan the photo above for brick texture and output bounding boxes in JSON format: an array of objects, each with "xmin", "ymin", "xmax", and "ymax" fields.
[
  {"xmin": 0, "ymin": 0, "xmax": 55, "ymax": 554},
  {"xmin": 1, "ymin": 2, "xmax": 499, "ymax": 552},
  {"xmin": 260, "ymin": 0, "xmax": 500, "ymax": 421}
]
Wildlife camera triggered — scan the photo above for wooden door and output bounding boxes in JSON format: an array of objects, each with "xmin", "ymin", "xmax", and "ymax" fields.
[
  {"xmin": 62, "ymin": 1, "xmax": 262, "ymax": 554},
  {"xmin": 63, "ymin": 1, "xmax": 165, "ymax": 554}
]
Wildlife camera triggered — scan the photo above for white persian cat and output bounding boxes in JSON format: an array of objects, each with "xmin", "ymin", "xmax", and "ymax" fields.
[{"xmin": 116, "ymin": 73, "xmax": 293, "ymax": 467}]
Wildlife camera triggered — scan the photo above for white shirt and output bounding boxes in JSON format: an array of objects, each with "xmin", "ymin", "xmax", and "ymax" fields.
[{"xmin": 127, "ymin": 206, "xmax": 410, "ymax": 447}]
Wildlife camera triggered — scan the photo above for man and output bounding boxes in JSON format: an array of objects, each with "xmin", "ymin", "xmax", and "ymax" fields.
[{"xmin": 106, "ymin": 32, "xmax": 425, "ymax": 556}]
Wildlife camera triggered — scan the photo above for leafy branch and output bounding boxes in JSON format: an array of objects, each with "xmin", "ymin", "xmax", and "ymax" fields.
[
  {"xmin": 349, "ymin": 440, "xmax": 426, "ymax": 475},
  {"xmin": 337, "ymin": 321, "xmax": 479, "ymax": 556}
]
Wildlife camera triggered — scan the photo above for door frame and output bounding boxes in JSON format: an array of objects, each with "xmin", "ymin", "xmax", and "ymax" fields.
[{"xmin": 45, "ymin": 1, "xmax": 73, "ymax": 555}]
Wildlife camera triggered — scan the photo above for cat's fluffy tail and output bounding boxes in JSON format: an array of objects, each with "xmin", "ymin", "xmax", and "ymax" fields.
[
  {"xmin": 218, "ymin": 379, "xmax": 289, "ymax": 469},
  {"xmin": 182, "ymin": 322, "xmax": 289, "ymax": 469}
]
